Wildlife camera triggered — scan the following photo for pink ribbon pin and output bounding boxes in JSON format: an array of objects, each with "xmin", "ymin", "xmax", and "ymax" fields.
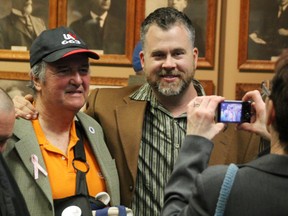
[{"xmin": 31, "ymin": 154, "xmax": 48, "ymax": 179}]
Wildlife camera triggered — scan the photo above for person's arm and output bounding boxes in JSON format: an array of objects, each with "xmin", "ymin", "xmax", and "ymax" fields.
[
  {"xmin": 162, "ymin": 135, "xmax": 215, "ymax": 216},
  {"xmin": 13, "ymin": 94, "xmax": 38, "ymax": 119},
  {"xmin": 162, "ymin": 96, "xmax": 225, "ymax": 216},
  {"xmin": 278, "ymin": 28, "xmax": 288, "ymax": 36},
  {"xmin": 186, "ymin": 96, "xmax": 225, "ymax": 139},
  {"xmin": 249, "ymin": 32, "xmax": 267, "ymax": 44}
]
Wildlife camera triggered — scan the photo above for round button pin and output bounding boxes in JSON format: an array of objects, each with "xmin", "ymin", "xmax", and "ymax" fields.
[
  {"xmin": 61, "ymin": 205, "xmax": 82, "ymax": 216},
  {"xmin": 89, "ymin": 126, "xmax": 95, "ymax": 134}
]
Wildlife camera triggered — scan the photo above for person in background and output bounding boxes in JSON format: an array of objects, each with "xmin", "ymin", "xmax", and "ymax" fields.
[
  {"xmin": 162, "ymin": 49, "xmax": 288, "ymax": 215},
  {"xmin": 0, "ymin": 0, "xmax": 46, "ymax": 50},
  {"xmin": 0, "ymin": 88, "xmax": 30, "ymax": 216},
  {"xmin": 13, "ymin": 7, "xmax": 262, "ymax": 215},
  {"xmin": 3, "ymin": 26, "xmax": 120, "ymax": 215},
  {"xmin": 69, "ymin": 0, "xmax": 125, "ymax": 54},
  {"xmin": 128, "ymin": 41, "xmax": 146, "ymax": 86},
  {"xmin": 132, "ymin": 41, "xmax": 144, "ymax": 75}
]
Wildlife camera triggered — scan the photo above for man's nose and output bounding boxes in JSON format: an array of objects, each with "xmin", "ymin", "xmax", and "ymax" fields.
[{"xmin": 162, "ymin": 55, "xmax": 176, "ymax": 69}]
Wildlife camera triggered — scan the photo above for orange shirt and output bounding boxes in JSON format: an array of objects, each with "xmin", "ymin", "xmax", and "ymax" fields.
[{"xmin": 32, "ymin": 119, "xmax": 106, "ymax": 199}]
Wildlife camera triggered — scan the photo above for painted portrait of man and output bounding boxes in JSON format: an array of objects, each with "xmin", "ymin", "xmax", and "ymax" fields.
[
  {"xmin": 0, "ymin": 0, "xmax": 48, "ymax": 50},
  {"xmin": 67, "ymin": 0, "xmax": 126, "ymax": 55}
]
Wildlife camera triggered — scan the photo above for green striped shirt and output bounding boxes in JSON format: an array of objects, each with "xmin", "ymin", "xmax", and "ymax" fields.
[{"xmin": 130, "ymin": 80, "xmax": 205, "ymax": 215}]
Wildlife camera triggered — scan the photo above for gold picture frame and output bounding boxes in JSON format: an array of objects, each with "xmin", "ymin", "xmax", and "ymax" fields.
[{"xmin": 0, "ymin": 71, "xmax": 127, "ymax": 87}]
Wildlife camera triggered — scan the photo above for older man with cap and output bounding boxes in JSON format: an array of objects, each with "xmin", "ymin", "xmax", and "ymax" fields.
[{"xmin": 3, "ymin": 26, "xmax": 120, "ymax": 216}]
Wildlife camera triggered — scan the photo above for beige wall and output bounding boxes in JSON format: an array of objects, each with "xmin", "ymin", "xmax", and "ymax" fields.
[{"xmin": 0, "ymin": 0, "xmax": 275, "ymax": 99}]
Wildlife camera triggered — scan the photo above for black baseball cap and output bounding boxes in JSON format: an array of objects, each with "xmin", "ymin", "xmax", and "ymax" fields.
[{"xmin": 30, "ymin": 26, "xmax": 99, "ymax": 68}]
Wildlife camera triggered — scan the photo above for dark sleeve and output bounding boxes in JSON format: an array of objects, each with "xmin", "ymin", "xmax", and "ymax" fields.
[
  {"xmin": 161, "ymin": 135, "xmax": 214, "ymax": 216},
  {"xmin": 0, "ymin": 154, "xmax": 30, "ymax": 216}
]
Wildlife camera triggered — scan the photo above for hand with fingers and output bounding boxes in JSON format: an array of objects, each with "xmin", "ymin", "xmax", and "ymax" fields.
[
  {"xmin": 13, "ymin": 94, "xmax": 38, "ymax": 120},
  {"xmin": 237, "ymin": 90, "xmax": 271, "ymax": 141},
  {"xmin": 186, "ymin": 95, "xmax": 225, "ymax": 140}
]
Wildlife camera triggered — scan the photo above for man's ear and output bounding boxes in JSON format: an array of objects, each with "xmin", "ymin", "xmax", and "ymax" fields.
[
  {"xmin": 32, "ymin": 76, "xmax": 41, "ymax": 91},
  {"xmin": 140, "ymin": 50, "xmax": 145, "ymax": 71},
  {"xmin": 266, "ymin": 99, "xmax": 275, "ymax": 126},
  {"xmin": 193, "ymin": 47, "xmax": 199, "ymax": 70}
]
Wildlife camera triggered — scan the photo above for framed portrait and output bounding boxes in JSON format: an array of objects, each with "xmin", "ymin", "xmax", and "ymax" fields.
[
  {"xmin": 57, "ymin": 0, "xmax": 137, "ymax": 65},
  {"xmin": 238, "ymin": 0, "xmax": 286, "ymax": 71},
  {"xmin": 0, "ymin": 0, "xmax": 57, "ymax": 61},
  {"xmin": 135, "ymin": 0, "xmax": 217, "ymax": 69}
]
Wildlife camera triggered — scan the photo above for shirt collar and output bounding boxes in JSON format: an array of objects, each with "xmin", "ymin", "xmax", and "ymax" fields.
[
  {"xmin": 90, "ymin": 10, "xmax": 108, "ymax": 22},
  {"xmin": 11, "ymin": 8, "xmax": 25, "ymax": 17},
  {"xmin": 31, "ymin": 118, "xmax": 78, "ymax": 149},
  {"xmin": 282, "ymin": 4, "xmax": 288, "ymax": 11}
]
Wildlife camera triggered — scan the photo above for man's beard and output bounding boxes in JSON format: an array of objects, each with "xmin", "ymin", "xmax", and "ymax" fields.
[{"xmin": 147, "ymin": 71, "xmax": 193, "ymax": 96}]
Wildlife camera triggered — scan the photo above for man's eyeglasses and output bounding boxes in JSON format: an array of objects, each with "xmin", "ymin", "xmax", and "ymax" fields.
[{"xmin": 261, "ymin": 80, "xmax": 271, "ymax": 98}]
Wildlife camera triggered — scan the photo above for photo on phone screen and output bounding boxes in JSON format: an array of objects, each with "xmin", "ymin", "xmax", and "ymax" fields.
[{"xmin": 217, "ymin": 100, "xmax": 251, "ymax": 123}]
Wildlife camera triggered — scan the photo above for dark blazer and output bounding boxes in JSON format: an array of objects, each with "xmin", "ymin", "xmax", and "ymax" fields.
[
  {"xmin": 0, "ymin": 12, "xmax": 46, "ymax": 49},
  {"xmin": 162, "ymin": 135, "xmax": 288, "ymax": 216},
  {"xmin": 0, "ymin": 154, "xmax": 30, "ymax": 216},
  {"xmin": 85, "ymin": 85, "xmax": 260, "ymax": 207},
  {"xmin": 276, "ymin": 5, "xmax": 288, "ymax": 49},
  {"xmin": 3, "ymin": 112, "xmax": 120, "ymax": 216},
  {"xmin": 69, "ymin": 13, "xmax": 125, "ymax": 54}
]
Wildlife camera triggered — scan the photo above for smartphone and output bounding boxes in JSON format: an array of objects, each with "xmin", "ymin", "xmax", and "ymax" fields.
[{"xmin": 217, "ymin": 100, "xmax": 251, "ymax": 123}]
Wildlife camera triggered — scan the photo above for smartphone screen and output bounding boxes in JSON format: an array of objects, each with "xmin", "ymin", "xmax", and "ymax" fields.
[{"xmin": 217, "ymin": 100, "xmax": 251, "ymax": 123}]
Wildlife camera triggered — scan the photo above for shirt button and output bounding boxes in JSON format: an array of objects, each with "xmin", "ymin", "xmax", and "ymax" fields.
[
  {"xmin": 129, "ymin": 185, "xmax": 133, "ymax": 191},
  {"xmin": 175, "ymin": 143, "xmax": 180, "ymax": 149}
]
